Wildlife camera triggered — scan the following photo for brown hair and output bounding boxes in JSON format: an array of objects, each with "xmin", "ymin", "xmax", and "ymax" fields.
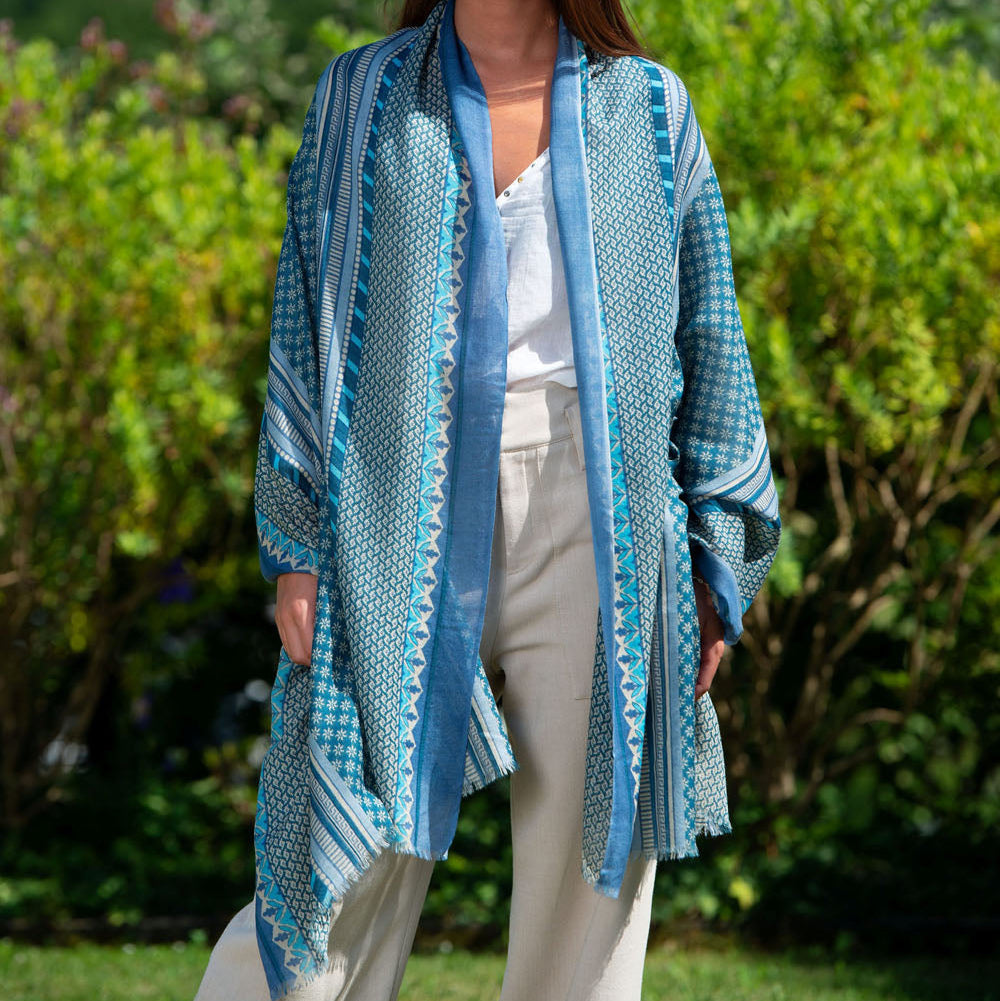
[{"xmin": 388, "ymin": 0, "xmax": 649, "ymax": 59}]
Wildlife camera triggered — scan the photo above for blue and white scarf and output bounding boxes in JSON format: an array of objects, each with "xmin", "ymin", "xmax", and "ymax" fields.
[{"xmin": 251, "ymin": 0, "xmax": 780, "ymax": 995}]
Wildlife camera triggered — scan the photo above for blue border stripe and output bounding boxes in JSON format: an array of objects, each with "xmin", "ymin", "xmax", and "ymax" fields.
[{"xmin": 325, "ymin": 49, "xmax": 408, "ymax": 529}]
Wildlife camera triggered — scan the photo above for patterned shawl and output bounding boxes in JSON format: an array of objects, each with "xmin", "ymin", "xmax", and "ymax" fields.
[{"xmin": 251, "ymin": 0, "xmax": 781, "ymax": 995}]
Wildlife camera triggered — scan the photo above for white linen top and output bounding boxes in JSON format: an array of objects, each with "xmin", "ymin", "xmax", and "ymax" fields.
[{"xmin": 496, "ymin": 146, "xmax": 578, "ymax": 393}]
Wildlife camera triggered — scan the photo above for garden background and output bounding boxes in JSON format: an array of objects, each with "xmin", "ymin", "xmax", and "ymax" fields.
[{"xmin": 1, "ymin": 0, "xmax": 998, "ymax": 996}]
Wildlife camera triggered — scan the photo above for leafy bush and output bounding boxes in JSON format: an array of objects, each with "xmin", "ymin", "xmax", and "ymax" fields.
[
  {"xmin": 0, "ymin": 21, "xmax": 298, "ymax": 825},
  {"xmin": 1, "ymin": 0, "xmax": 998, "ymax": 951},
  {"xmin": 635, "ymin": 0, "xmax": 1000, "ymax": 950}
]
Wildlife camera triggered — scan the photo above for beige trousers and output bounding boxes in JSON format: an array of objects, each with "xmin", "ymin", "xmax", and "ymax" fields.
[{"xmin": 194, "ymin": 381, "xmax": 657, "ymax": 1001}]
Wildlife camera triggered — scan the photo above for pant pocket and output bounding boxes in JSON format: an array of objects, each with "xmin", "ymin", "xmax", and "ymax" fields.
[
  {"xmin": 563, "ymin": 398, "xmax": 587, "ymax": 472},
  {"xmin": 545, "ymin": 447, "xmax": 598, "ymax": 702}
]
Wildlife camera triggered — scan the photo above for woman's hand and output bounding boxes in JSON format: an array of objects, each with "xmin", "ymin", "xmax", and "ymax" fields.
[
  {"xmin": 693, "ymin": 578, "xmax": 726, "ymax": 700},
  {"xmin": 275, "ymin": 572, "xmax": 318, "ymax": 666}
]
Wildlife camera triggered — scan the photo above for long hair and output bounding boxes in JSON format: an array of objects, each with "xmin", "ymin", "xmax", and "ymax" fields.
[{"xmin": 389, "ymin": 0, "xmax": 649, "ymax": 59}]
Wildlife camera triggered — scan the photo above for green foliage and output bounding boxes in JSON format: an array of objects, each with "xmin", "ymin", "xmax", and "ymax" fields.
[
  {"xmin": 143, "ymin": 0, "xmax": 380, "ymax": 131},
  {"xmin": 0, "ymin": 0, "xmax": 394, "ymax": 56},
  {"xmin": 1, "ymin": 0, "xmax": 999, "ymax": 952},
  {"xmin": 932, "ymin": 0, "xmax": 1000, "ymax": 74},
  {"xmin": 632, "ymin": 0, "xmax": 1000, "ymax": 917},
  {"xmin": 0, "ymin": 25, "xmax": 297, "ymax": 823},
  {"xmin": 2, "ymin": 941, "xmax": 999, "ymax": 1001},
  {"xmin": 635, "ymin": 0, "xmax": 999, "ymax": 453},
  {"xmin": 0, "ymin": 768, "xmax": 256, "ymax": 927}
]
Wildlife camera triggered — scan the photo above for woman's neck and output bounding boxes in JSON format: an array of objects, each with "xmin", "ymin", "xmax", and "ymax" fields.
[{"xmin": 453, "ymin": 0, "xmax": 559, "ymax": 69}]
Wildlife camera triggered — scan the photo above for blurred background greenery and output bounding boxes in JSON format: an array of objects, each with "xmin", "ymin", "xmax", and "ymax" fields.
[{"xmin": 0, "ymin": 0, "xmax": 998, "ymax": 970}]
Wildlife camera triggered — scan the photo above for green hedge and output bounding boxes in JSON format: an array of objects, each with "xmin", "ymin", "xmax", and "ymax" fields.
[{"xmin": 1, "ymin": 0, "xmax": 998, "ymax": 953}]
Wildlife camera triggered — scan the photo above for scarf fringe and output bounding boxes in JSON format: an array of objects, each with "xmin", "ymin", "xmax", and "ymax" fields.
[
  {"xmin": 460, "ymin": 729, "xmax": 520, "ymax": 797},
  {"xmin": 581, "ymin": 812, "xmax": 734, "ymax": 899},
  {"xmin": 308, "ymin": 824, "xmax": 392, "ymax": 907},
  {"xmin": 307, "ymin": 724, "xmax": 518, "ymax": 913}
]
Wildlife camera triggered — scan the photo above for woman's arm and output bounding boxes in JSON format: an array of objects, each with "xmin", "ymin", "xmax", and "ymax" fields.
[
  {"xmin": 253, "ymin": 91, "xmax": 325, "ymax": 663},
  {"xmin": 671, "ymin": 154, "xmax": 782, "ymax": 648}
]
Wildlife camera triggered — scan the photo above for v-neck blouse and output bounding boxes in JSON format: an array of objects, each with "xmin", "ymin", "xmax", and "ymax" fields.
[{"xmin": 496, "ymin": 146, "xmax": 577, "ymax": 393}]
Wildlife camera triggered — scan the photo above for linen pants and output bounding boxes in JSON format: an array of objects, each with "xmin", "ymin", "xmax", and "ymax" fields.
[{"xmin": 194, "ymin": 381, "xmax": 658, "ymax": 1001}]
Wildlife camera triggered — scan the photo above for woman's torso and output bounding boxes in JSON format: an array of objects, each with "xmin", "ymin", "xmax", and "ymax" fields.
[
  {"xmin": 472, "ymin": 42, "xmax": 554, "ymax": 195},
  {"xmin": 476, "ymin": 33, "xmax": 575, "ymax": 394},
  {"xmin": 497, "ymin": 146, "xmax": 577, "ymax": 393}
]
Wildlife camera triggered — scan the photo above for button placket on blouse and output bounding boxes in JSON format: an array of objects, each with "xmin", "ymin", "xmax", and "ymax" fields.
[{"xmin": 497, "ymin": 148, "xmax": 550, "ymax": 205}]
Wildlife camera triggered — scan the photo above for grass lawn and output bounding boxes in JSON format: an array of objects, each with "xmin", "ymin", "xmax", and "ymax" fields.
[{"xmin": 1, "ymin": 938, "xmax": 997, "ymax": 1001}]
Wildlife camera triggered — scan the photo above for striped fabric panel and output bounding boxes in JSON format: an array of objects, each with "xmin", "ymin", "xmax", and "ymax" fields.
[
  {"xmin": 299, "ymin": 36, "xmax": 417, "ymax": 912},
  {"xmin": 315, "ymin": 36, "xmax": 416, "ymax": 529},
  {"xmin": 636, "ymin": 60, "xmax": 676, "ymax": 229},
  {"xmin": 462, "ymin": 660, "xmax": 518, "ymax": 796},
  {"xmin": 686, "ymin": 422, "xmax": 779, "ymax": 520},
  {"xmin": 307, "ymin": 736, "xmax": 390, "ymax": 899},
  {"xmin": 263, "ymin": 340, "xmax": 323, "ymax": 503},
  {"xmin": 393, "ymin": 119, "xmax": 482, "ymax": 842}
]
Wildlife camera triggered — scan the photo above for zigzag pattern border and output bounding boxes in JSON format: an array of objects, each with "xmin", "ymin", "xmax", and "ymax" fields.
[
  {"xmin": 393, "ymin": 125, "xmax": 471, "ymax": 845},
  {"xmin": 600, "ymin": 319, "xmax": 648, "ymax": 793},
  {"xmin": 577, "ymin": 36, "xmax": 648, "ymax": 832},
  {"xmin": 256, "ymin": 509, "xmax": 319, "ymax": 574},
  {"xmin": 253, "ymin": 656, "xmax": 320, "ymax": 991}
]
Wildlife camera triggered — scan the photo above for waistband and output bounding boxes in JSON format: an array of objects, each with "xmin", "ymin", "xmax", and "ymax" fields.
[{"xmin": 500, "ymin": 380, "xmax": 579, "ymax": 452}]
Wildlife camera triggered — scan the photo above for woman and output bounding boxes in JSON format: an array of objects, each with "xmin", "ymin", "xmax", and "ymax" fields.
[{"xmin": 194, "ymin": 0, "xmax": 781, "ymax": 998}]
